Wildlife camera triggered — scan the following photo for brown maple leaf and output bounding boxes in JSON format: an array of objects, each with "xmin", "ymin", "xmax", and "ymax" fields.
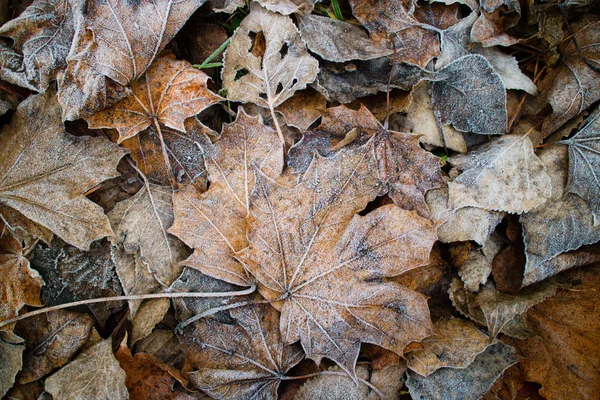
[{"xmin": 244, "ymin": 139, "xmax": 437, "ymax": 375}]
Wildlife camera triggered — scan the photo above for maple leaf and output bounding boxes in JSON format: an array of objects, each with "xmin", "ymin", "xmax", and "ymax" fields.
[
  {"xmin": 14, "ymin": 310, "xmax": 93, "ymax": 384},
  {"xmin": 58, "ymin": 0, "xmax": 206, "ymax": 120},
  {"xmin": 405, "ymin": 319, "xmax": 492, "ymax": 377},
  {"xmin": 86, "ymin": 55, "xmax": 222, "ymax": 143},
  {"xmin": 276, "ymin": 88, "xmax": 326, "ymax": 133},
  {"xmin": 45, "ymin": 339, "xmax": 128, "ymax": 400},
  {"xmin": 0, "ymin": 226, "xmax": 43, "ymax": 331},
  {"xmin": 169, "ymin": 109, "xmax": 283, "ymax": 287},
  {"xmin": 244, "ymin": 141, "xmax": 437, "ymax": 375},
  {"xmin": 221, "ymin": 2, "xmax": 319, "ymax": 144},
  {"xmin": 562, "ymin": 107, "xmax": 600, "ymax": 225},
  {"xmin": 0, "ymin": 0, "xmax": 75, "ymax": 92},
  {"xmin": 539, "ymin": 15, "xmax": 600, "ymax": 135},
  {"xmin": 0, "ymin": 91, "xmax": 126, "ymax": 250},
  {"xmin": 178, "ymin": 302, "xmax": 304, "ymax": 399}
]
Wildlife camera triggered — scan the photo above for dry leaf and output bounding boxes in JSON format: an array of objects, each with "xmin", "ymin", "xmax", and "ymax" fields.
[
  {"xmin": 109, "ymin": 183, "xmax": 187, "ymax": 286},
  {"xmin": 276, "ymin": 88, "xmax": 326, "ymax": 133},
  {"xmin": 134, "ymin": 329, "xmax": 184, "ymax": 367},
  {"xmin": 222, "ymin": 3, "xmax": 319, "ymax": 115},
  {"xmin": 45, "ymin": 339, "xmax": 128, "ymax": 400},
  {"xmin": 244, "ymin": 140, "xmax": 436, "ymax": 375},
  {"xmin": 0, "ymin": 205, "xmax": 53, "ymax": 245},
  {"xmin": 0, "ymin": 228, "xmax": 43, "ymax": 330},
  {"xmin": 86, "ymin": 55, "xmax": 222, "ymax": 143},
  {"xmin": 256, "ymin": 0, "xmax": 315, "ymax": 15},
  {"xmin": 14, "ymin": 310, "xmax": 93, "ymax": 384},
  {"xmin": 178, "ymin": 303, "xmax": 304, "ymax": 400},
  {"xmin": 562, "ymin": 107, "xmax": 600, "ymax": 224},
  {"xmin": 471, "ymin": 10, "xmax": 521, "ymax": 48},
  {"xmin": 433, "ymin": 55, "xmax": 507, "ymax": 135},
  {"xmin": 426, "ymin": 185, "xmax": 505, "ymax": 246},
  {"xmin": 0, "ymin": 90, "xmax": 126, "ymax": 250},
  {"xmin": 406, "ymin": 319, "xmax": 493, "ymax": 377},
  {"xmin": 406, "ymin": 342, "xmax": 518, "ymax": 400},
  {"xmin": 0, "ymin": 334, "xmax": 24, "ymax": 397},
  {"xmin": 208, "ymin": 0, "xmax": 244, "ymax": 13},
  {"xmin": 472, "ymin": 46, "xmax": 537, "ymax": 95},
  {"xmin": 116, "ymin": 341, "xmax": 189, "ymax": 400},
  {"xmin": 436, "ymin": 11, "xmax": 478, "ymax": 69},
  {"xmin": 298, "ymin": 14, "xmax": 393, "ymax": 62},
  {"xmin": 169, "ymin": 109, "xmax": 283, "ymax": 287},
  {"xmin": 458, "ymin": 235, "xmax": 504, "ymax": 292},
  {"xmin": 294, "ymin": 365, "xmax": 379, "ymax": 400},
  {"xmin": 0, "ymin": 0, "xmax": 75, "ymax": 92},
  {"xmin": 58, "ymin": 0, "xmax": 205, "ymax": 120},
  {"xmin": 539, "ymin": 16, "xmax": 600, "ymax": 134},
  {"xmin": 448, "ymin": 134, "xmax": 551, "ymax": 214}
]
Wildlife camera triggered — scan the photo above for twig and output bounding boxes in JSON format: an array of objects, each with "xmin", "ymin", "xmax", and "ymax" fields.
[{"xmin": 176, "ymin": 298, "xmax": 269, "ymax": 331}]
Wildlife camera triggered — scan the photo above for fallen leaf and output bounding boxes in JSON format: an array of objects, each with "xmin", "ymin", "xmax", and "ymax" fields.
[
  {"xmin": 562, "ymin": 107, "xmax": 600, "ymax": 225},
  {"xmin": 0, "ymin": 205, "xmax": 53, "ymax": 245},
  {"xmin": 436, "ymin": 11, "xmax": 478, "ymax": 69},
  {"xmin": 169, "ymin": 109, "xmax": 283, "ymax": 287},
  {"xmin": 0, "ymin": 227, "xmax": 43, "ymax": 330},
  {"xmin": 109, "ymin": 183, "xmax": 188, "ymax": 286},
  {"xmin": 448, "ymin": 134, "xmax": 551, "ymax": 213},
  {"xmin": 0, "ymin": 334, "xmax": 23, "ymax": 397},
  {"xmin": 0, "ymin": 90, "xmax": 126, "ymax": 250},
  {"xmin": 471, "ymin": 10, "xmax": 521, "ymax": 48},
  {"xmin": 208, "ymin": 0, "xmax": 244, "ymax": 13},
  {"xmin": 178, "ymin": 303, "xmax": 304, "ymax": 400},
  {"xmin": 45, "ymin": 339, "xmax": 128, "ymax": 400},
  {"xmin": 222, "ymin": 3, "xmax": 319, "ymax": 118},
  {"xmin": 86, "ymin": 55, "xmax": 222, "ymax": 143},
  {"xmin": 298, "ymin": 14, "xmax": 392, "ymax": 62},
  {"xmin": 426, "ymin": 185, "xmax": 505, "ymax": 246},
  {"xmin": 256, "ymin": 0, "xmax": 315, "ymax": 15},
  {"xmin": 472, "ymin": 46, "xmax": 538, "ymax": 95},
  {"xmin": 520, "ymin": 146, "xmax": 600, "ymax": 286},
  {"xmin": 244, "ymin": 140, "xmax": 436, "ymax": 375},
  {"xmin": 276, "ymin": 88, "xmax": 326, "ymax": 133},
  {"xmin": 406, "ymin": 342, "xmax": 518, "ymax": 400},
  {"xmin": 432, "ymin": 55, "xmax": 507, "ymax": 135},
  {"xmin": 129, "ymin": 299, "xmax": 170, "ymax": 346},
  {"xmin": 134, "ymin": 329, "xmax": 184, "ymax": 367},
  {"xmin": 539, "ymin": 15, "xmax": 600, "ymax": 135},
  {"xmin": 0, "ymin": 80, "xmax": 28, "ymax": 117},
  {"xmin": 0, "ymin": 0, "xmax": 75, "ymax": 91},
  {"xmin": 294, "ymin": 365, "xmax": 380, "ymax": 400},
  {"xmin": 14, "ymin": 310, "xmax": 93, "ymax": 384},
  {"xmin": 406, "ymin": 318, "xmax": 493, "ymax": 377},
  {"xmin": 459, "ymin": 234, "xmax": 504, "ymax": 292},
  {"xmin": 116, "ymin": 340, "xmax": 189, "ymax": 400},
  {"xmin": 58, "ymin": 0, "xmax": 205, "ymax": 120}
]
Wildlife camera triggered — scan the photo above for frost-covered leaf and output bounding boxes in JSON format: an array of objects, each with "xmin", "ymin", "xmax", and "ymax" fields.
[
  {"xmin": 406, "ymin": 342, "xmax": 518, "ymax": 400},
  {"xmin": 0, "ymin": 0, "xmax": 75, "ymax": 91},
  {"xmin": 109, "ymin": 183, "xmax": 187, "ymax": 286},
  {"xmin": 58, "ymin": 0, "xmax": 206, "ymax": 120},
  {"xmin": 256, "ymin": 0, "xmax": 316, "ymax": 15},
  {"xmin": 294, "ymin": 365, "xmax": 385, "ymax": 400},
  {"xmin": 222, "ymin": 3, "xmax": 319, "ymax": 111},
  {"xmin": 473, "ymin": 46, "xmax": 537, "ymax": 95},
  {"xmin": 406, "ymin": 319, "xmax": 492, "ymax": 377},
  {"xmin": 436, "ymin": 11, "xmax": 478, "ymax": 69},
  {"xmin": 45, "ymin": 339, "xmax": 128, "ymax": 400},
  {"xmin": 433, "ymin": 55, "xmax": 507, "ymax": 135},
  {"xmin": 298, "ymin": 14, "xmax": 392, "ymax": 62},
  {"xmin": 449, "ymin": 134, "xmax": 551, "ymax": 214},
  {"xmin": 276, "ymin": 88, "xmax": 325, "ymax": 133},
  {"xmin": 86, "ymin": 55, "xmax": 222, "ymax": 143},
  {"xmin": 244, "ymin": 141, "xmax": 436, "ymax": 375},
  {"xmin": 0, "ymin": 334, "xmax": 23, "ymax": 397},
  {"xmin": 169, "ymin": 109, "xmax": 283, "ymax": 287},
  {"xmin": 0, "ymin": 91, "xmax": 126, "ymax": 250},
  {"xmin": 562, "ymin": 107, "xmax": 600, "ymax": 225},
  {"xmin": 458, "ymin": 234, "xmax": 504, "ymax": 292},
  {"xmin": 178, "ymin": 303, "xmax": 304, "ymax": 400}
]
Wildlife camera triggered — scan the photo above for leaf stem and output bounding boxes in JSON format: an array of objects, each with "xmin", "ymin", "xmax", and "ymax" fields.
[
  {"xmin": 0, "ymin": 284, "xmax": 257, "ymax": 329},
  {"xmin": 268, "ymin": 102, "xmax": 286, "ymax": 151},
  {"xmin": 282, "ymin": 371, "xmax": 384, "ymax": 399},
  {"xmin": 176, "ymin": 298, "xmax": 270, "ymax": 331}
]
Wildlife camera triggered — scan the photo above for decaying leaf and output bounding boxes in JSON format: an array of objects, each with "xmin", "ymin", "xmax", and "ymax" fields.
[
  {"xmin": 0, "ymin": 0, "xmax": 75, "ymax": 92},
  {"xmin": 222, "ymin": 3, "xmax": 319, "ymax": 117},
  {"xmin": 0, "ymin": 90, "xmax": 126, "ymax": 250},
  {"xmin": 244, "ymin": 140, "xmax": 436, "ymax": 375},
  {"xmin": 448, "ymin": 134, "xmax": 551, "ymax": 214},
  {"xmin": 14, "ymin": 310, "xmax": 93, "ymax": 384},
  {"xmin": 406, "ymin": 319, "xmax": 493, "ymax": 377},
  {"xmin": 86, "ymin": 55, "xmax": 222, "ymax": 143},
  {"xmin": 169, "ymin": 109, "xmax": 283, "ymax": 287},
  {"xmin": 58, "ymin": 0, "xmax": 205, "ymax": 120},
  {"xmin": 45, "ymin": 339, "xmax": 128, "ymax": 400},
  {"xmin": 0, "ymin": 334, "xmax": 23, "ymax": 397},
  {"xmin": 0, "ymin": 227, "xmax": 43, "ymax": 330},
  {"xmin": 178, "ymin": 303, "xmax": 304, "ymax": 399},
  {"xmin": 507, "ymin": 264, "xmax": 600, "ymax": 399},
  {"xmin": 562, "ymin": 107, "xmax": 600, "ymax": 225},
  {"xmin": 109, "ymin": 183, "xmax": 187, "ymax": 286},
  {"xmin": 426, "ymin": 185, "xmax": 505, "ymax": 246},
  {"xmin": 520, "ymin": 146, "xmax": 600, "ymax": 286},
  {"xmin": 406, "ymin": 342, "xmax": 518, "ymax": 400},
  {"xmin": 458, "ymin": 235, "xmax": 504, "ymax": 292},
  {"xmin": 432, "ymin": 55, "xmax": 507, "ymax": 135},
  {"xmin": 539, "ymin": 15, "xmax": 600, "ymax": 135},
  {"xmin": 298, "ymin": 14, "xmax": 392, "ymax": 63}
]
